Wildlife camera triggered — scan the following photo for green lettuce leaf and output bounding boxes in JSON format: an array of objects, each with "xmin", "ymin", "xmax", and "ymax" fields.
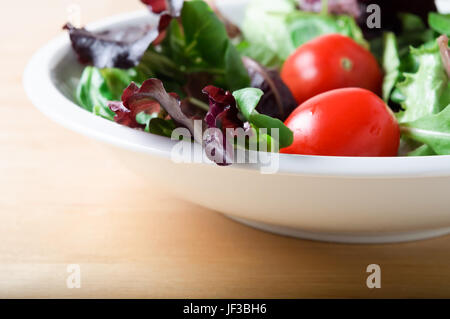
[
  {"xmin": 240, "ymin": 0, "xmax": 296, "ymax": 68},
  {"xmin": 407, "ymin": 144, "xmax": 437, "ymax": 156},
  {"xmin": 232, "ymin": 87, "xmax": 263, "ymax": 119},
  {"xmin": 381, "ymin": 32, "xmax": 401, "ymax": 102},
  {"xmin": 233, "ymin": 88, "xmax": 293, "ymax": 148},
  {"xmin": 240, "ymin": 0, "xmax": 366, "ymax": 69},
  {"xmin": 181, "ymin": 1, "xmax": 250, "ymax": 91},
  {"xmin": 429, "ymin": 13, "xmax": 450, "ymax": 36},
  {"xmin": 142, "ymin": 0, "xmax": 250, "ymax": 93},
  {"xmin": 286, "ymin": 11, "xmax": 367, "ymax": 49},
  {"xmin": 401, "ymin": 105, "xmax": 450, "ymax": 155},
  {"xmin": 395, "ymin": 42, "xmax": 450, "ymax": 123},
  {"xmin": 76, "ymin": 66, "xmax": 145, "ymax": 120}
]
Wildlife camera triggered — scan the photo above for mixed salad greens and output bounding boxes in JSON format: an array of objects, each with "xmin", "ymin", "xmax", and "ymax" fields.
[{"xmin": 64, "ymin": 0, "xmax": 450, "ymax": 164}]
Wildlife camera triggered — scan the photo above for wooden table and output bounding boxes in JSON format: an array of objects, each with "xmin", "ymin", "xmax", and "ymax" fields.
[{"xmin": 1, "ymin": 0, "xmax": 449, "ymax": 298}]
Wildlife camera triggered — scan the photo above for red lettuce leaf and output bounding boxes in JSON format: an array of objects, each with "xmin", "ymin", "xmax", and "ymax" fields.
[
  {"xmin": 108, "ymin": 79, "xmax": 199, "ymax": 138},
  {"xmin": 141, "ymin": 0, "xmax": 183, "ymax": 15},
  {"xmin": 242, "ymin": 57, "xmax": 297, "ymax": 121},
  {"xmin": 108, "ymin": 80, "xmax": 236, "ymax": 166},
  {"xmin": 63, "ymin": 23, "xmax": 158, "ymax": 69},
  {"xmin": 108, "ymin": 82, "xmax": 161, "ymax": 128},
  {"xmin": 141, "ymin": 0, "xmax": 183, "ymax": 33},
  {"xmin": 202, "ymin": 86, "xmax": 243, "ymax": 130},
  {"xmin": 202, "ymin": 86, "xmax": 246, "ymax": 165}
]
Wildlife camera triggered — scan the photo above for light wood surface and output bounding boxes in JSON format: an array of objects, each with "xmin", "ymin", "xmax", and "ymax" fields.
[{"xmin": 1, "ymin": 0, "xmax": 450, "ymax": 298}]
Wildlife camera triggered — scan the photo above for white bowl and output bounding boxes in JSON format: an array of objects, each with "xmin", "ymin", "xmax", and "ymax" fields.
[{"xmin": 24, "ymin": 4, "xmax": 450, "ymax": 244}]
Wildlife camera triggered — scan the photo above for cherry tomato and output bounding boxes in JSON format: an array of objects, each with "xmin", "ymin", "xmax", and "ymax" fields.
[
  {"xmin": 281, "ymin": 88, "xmax": 400, "ymax": 157},
  {"xmin": 281, "ymin": 34, "xmax": 383, "ymax": 105}
]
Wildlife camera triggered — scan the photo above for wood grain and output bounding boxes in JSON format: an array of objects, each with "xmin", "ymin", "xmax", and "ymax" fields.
[{"xmin": 1, "ymin": 0, "xmax": 449, "ymax": 298}]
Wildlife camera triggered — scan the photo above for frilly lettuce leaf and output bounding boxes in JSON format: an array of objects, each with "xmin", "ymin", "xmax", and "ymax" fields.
[
  {"xmin": 395, "ymin": 42, "xmax": 450, "ymax": 123},
  {"xmin": 388, "ymin": 36, "xmax": 450, "ymax": 155},
  {"xmin": 240, "ymin": 0, "xmax": 296, "ymax": 68},
  {"xmin": 108, "ymin": 78, "xmax": 199, "ymax": 137},
  {"xmin": 240, "ymin": 0, "xmax": 367, "ymax": 69},
  {"xmin": 286, "ymin": 10, "xmax": 367, "ymax": 49}
]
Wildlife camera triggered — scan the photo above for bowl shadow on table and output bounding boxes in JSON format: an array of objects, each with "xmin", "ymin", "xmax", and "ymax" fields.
[
  {"xmin": 97, "ymin": 184, "xmax": 448, "ymax": 298},
  {"xmin": 191, "ymin": 205, "xmax": 450, "ymax": 298}
]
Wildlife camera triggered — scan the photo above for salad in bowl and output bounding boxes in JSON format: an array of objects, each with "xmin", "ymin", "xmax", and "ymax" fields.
[
  {"xmin": 23, "ymin": 0, "xmax": 450, "ymax": 243},
  {"xmin": 62, "ymin": 0, "xmax": 450, "ymax": 164}
]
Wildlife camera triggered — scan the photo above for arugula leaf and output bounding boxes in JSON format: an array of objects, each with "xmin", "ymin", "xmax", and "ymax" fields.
[
  {"xmin": 248, "ymin": 113, "xmax": 294, "ymax": 149},
  {"xmin": 232, "ymin": 88, "xmax": 263, "ymax": 119},
  {"xmin": 395, "ymin": 42, "xmax": 450, "ymax": 123},
  {"xmin": 401, "ymin": 105, "xmax": 450, "ymax": 155},
  {"xmin": 407, "ymin": 144, "xmax": 437, "ymax": 156},
  {"xmin": 429, "ymin": 13, "xmax": 450, "ymax": 36},
  {"xmin": 233, "ymin": 88, "xmax": 293, "ymax": 148}
]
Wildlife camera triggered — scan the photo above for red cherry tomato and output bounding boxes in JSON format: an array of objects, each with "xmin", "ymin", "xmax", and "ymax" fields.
[
  {"xmin": 281, "ymin": 88, "xmax": 400, "ymax": 157},
  {"xmin": 281, "ymin": 34, "xmax": 383, "ymax": 105}
]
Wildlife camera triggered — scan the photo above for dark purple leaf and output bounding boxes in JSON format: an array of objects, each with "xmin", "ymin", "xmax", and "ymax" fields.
[
  {"xmin": 182, "ymin": 72, "xmax": 213, "ymax": 119},
  {"xmin": 438, "ymin": 35, "xmax": 450, "ymax": 79},
  {"xmin": 64, "ymin": 1, "xmax": 184, "ymax": 69},
  {"xmin": 202, "ymin": 86, "xmax": 243, "ymax": 130},
  {"xmin": 108, "ymin": 82, "xmax": 162, "ymax": 129},
  {"xmin": 63, "ymin": 23, "xmax": 158, "ymax": 69},
  {"xmin": 242, "ymin": 57, "xmax": 297, "ymax": 121},
  {"xmin": 108, "ymin": 101, "xmax": 141, "ymax": 128},
  {"xmin": 136, "ymin": 79, "xmax": 199, "ymax": 135},
  {"xmin": 202, "ymin": 86, "xmax": 245, "ymax": 166}
]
